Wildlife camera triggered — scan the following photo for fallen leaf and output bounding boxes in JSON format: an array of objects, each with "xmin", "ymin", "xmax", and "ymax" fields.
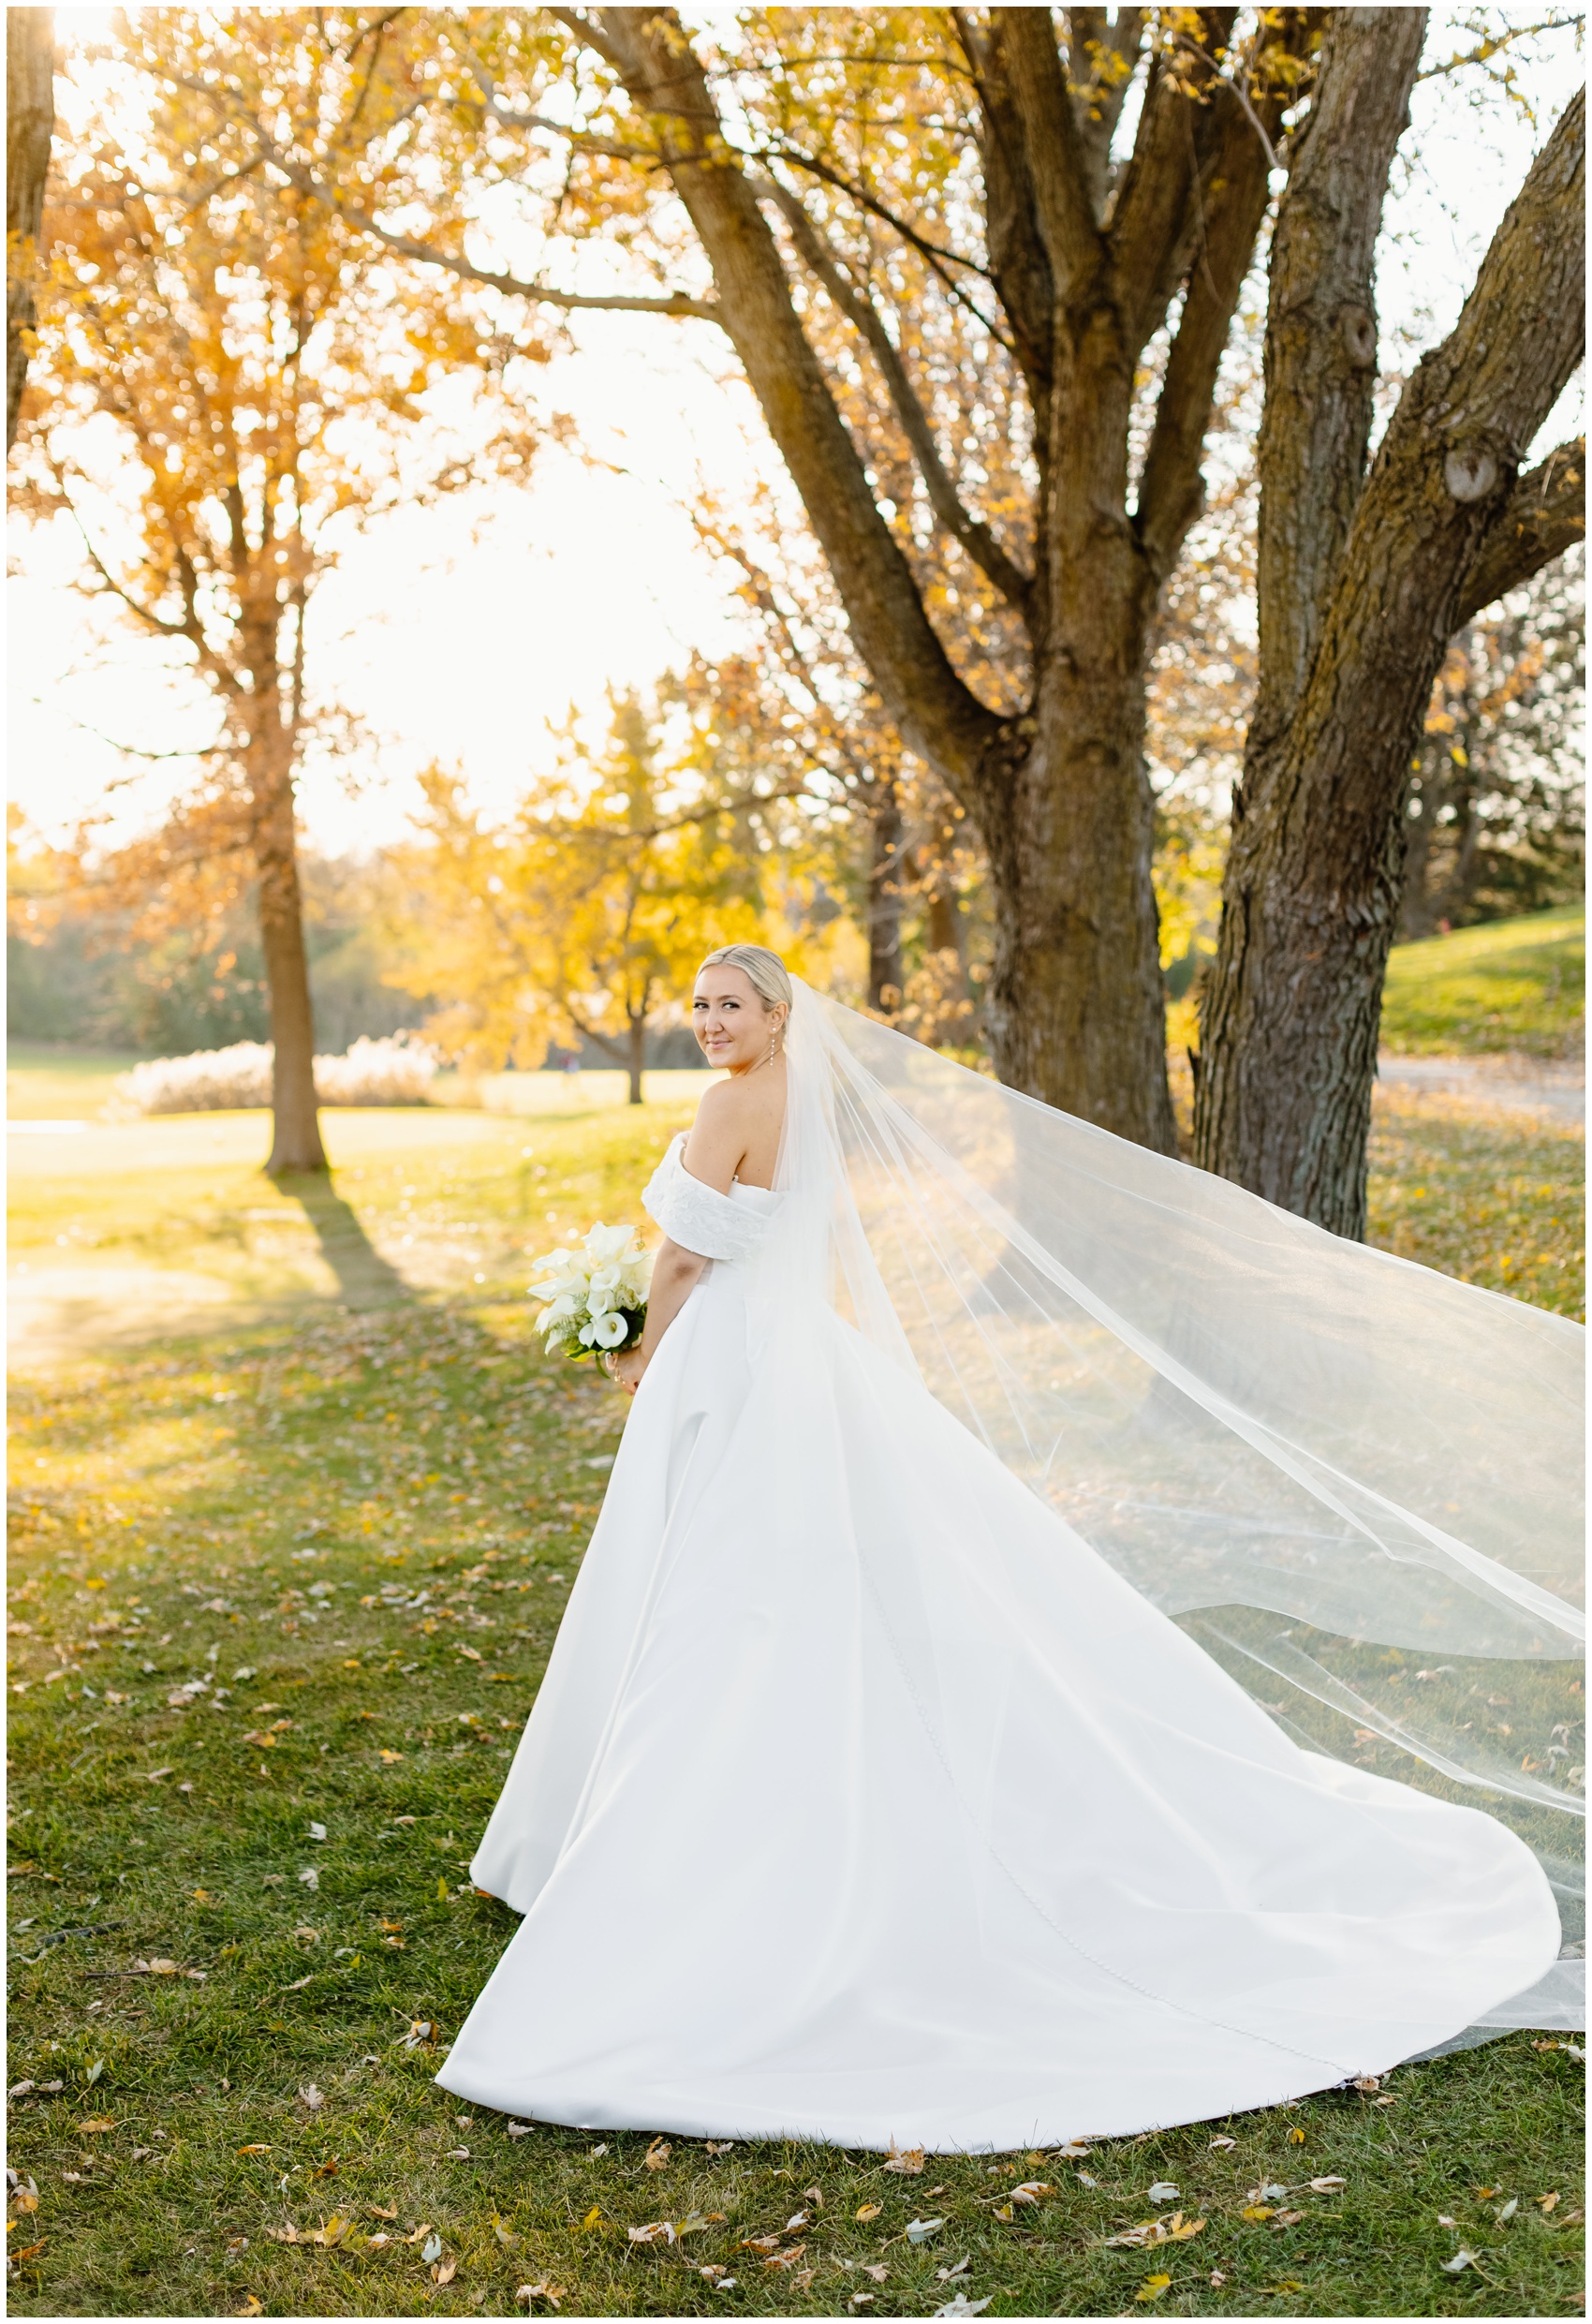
[
  {"xmin": 515, "ymin": 2281, "xmax": 567, "ymax": 2308},
  {"xmin": 1010, "ymin": 2182, "xmax": 1052, "ymax": 2205},
  {"xmin": 457, "ymin": 1646, "xmax": 483, "ymax": 1661},
  {"xmin": 1107, "ymin": 2213, "xmax": 1206, "ymax": 2248},
  {"xmin": 236, "ymin": 2145, "xmax": 272, "ymax": 2156},
  {"xmin": 705, "ymin": 2139, "xmax": 735, "ymax": 2155},
  {"xmin": 420, "ymin": 2232, "xmax": 443, "ymax": 2264},
  {"xmin": 299, "ymin": 2086, "xmax": 324, "ymax": 2111},
  {"xmin": 1146, "ymin": 2183, "xmax": 1180, "ymax": 2202},
  {"xmin": 1308, "ymin": 2177, "xmax": 1347, "ymax": 2193},
  {"xmin": 577, "ymin": 2206, "xmax": 603, "ymax": 2231},
  {"xmin": 434, "ymin": 2258, "xmax": 457, "ymax": 2286},
  {"xmin": 1539, "ymin": 2192, "xmax": 1560, "ymax": 2213},
  {"xmin": 1208, "ymin": 2137, "xmax": 1236, "ymax": 2151},
  {"xmin": 761, "ymin": 2243, "xmax": 807, "ymax": 2271},
  {"xmin": 1496, "ymin": 2197, "xmax": 1519, "ymax": 2221},
  {"xmin": 298, "ymin": 1869, "xmax": 318, "ymax": 1892},
  {"xmin": 505, "ymin": 2121, "xmax": 532, "ymax": 2139},
  {"xmin": 236, "ymin": 2300, "xmax": 264, "ymax": 2317},
  {"xmin": 278, "ymin": 1976, "xmax": 313, "ymax": 1994},
  {"xmin": 308, "ymin": 1823, "xmax": 327, "ymax": 1842},
  {"xmin": 905, "ymin": 2217, "xmax": 946, "ymax": 2243},
  {"xmin": 10, "ymin": 2243, "xmax": 46, "ymax": 2264},
  {"xmin": 884, "ymin": 2144, "xmax": 925, "ymax": 2175},
  {"xmin": 642, "ymin": 2138, "xmax": 671, "ymax": 2171},
  {"xmin": 1350, "ymin": 2076, "xmax": 1379, "ymax": 2093},
  {"xmin": 1439, "ymin": 2250, "xmax": 1482, "ymax": 2274},
  {"xmin": 1136, "ymin": 2275, "xmax": 1172, "ymax": 2303},
  {"xmin": 862, "ymin": 2263, "xmax": 890, "ymax": 2282},
  {"xmin": 784, "ymin": 2210, "xmax": 811, "ymax": 2233},
  {"xmin": 312, "ymin": 2160, "xmax": 339, "ymax": 2179},
  {"xmin": 1273, "ymin": 2210, "xmax": 1305, "ymax": 2228},
  {"xmin": 77, "ymin": 2118, "xmax": 115, "ymax": 2135},
  {"xmin": 933, "ymin": 2298, "xmax": 994, "ymax": 2318},
  {"xmin": 1054, "ymin": 2141, "xmax": 1091, "ymax": 2158},
  {"xmin": 368, "ymin": 2204, "xmax": 398, "ymax": 2221},
  {"xmin": 1288, "ymin": 2127, "xmax": 1305, "ymax": 2144},
  {"xmin": 1241, "ymin": 2206, "xmax": 1277, "ymax": 2224},
  {"xmin": 10, "ymin": 2191, "xmax": 39, "ymax": 2216},
  {"xmin": 379, "ymin": 1750, "xmax": 404, "ymax": 1764},
  {"xmin": 629, "ymin": 2223, "xmax": 675, "ymax": 2246},
  {"xmin": 1260, "ymin": 2281, "xmax": 1305, "ymax": 2296},
  {"xmin": 493, "ymin": 2216, "xmax": 519, "ymax": 2249},
  {"xmin": 854, "ymin": 2202, "xmax": 882, "ymax": 2222},
  {"xmin": 227, "ymin": 2235, "xmax": 249, "ymax": 2253},
  {"xmin": 740, "ymin": 2234, "xmax": 782, "ymax": 2255}
]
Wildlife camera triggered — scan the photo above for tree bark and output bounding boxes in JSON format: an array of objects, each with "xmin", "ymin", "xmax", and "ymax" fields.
[
  {"xmin": 1194, "ymin": 67, "xmax": 1585, "ymax": 1233},
  {"xmin": 7, "ymin": 7, "xmax": 53, "ymax": 451},
  {"xmin": 866, "ymin": 782, "xmax": 905, "ymax": 1012},
  {"xmin": 248, "ymin": 716, "xmax": 325, "ymax": 1175},
  {"xmin": 627, "ymin": 1013, "xmax": 645, "ymax": 1105}
]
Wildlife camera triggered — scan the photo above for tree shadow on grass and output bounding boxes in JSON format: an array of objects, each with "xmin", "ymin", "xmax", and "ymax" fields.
[{"xmin": 275, "ymin": 1172, "xmax": 410, "ymax": 1311}]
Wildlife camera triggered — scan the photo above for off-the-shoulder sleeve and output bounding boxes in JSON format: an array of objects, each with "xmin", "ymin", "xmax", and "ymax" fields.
[{"xmin": 642, "ymin": 1136, "xmax": 778, "ymax": 1263}]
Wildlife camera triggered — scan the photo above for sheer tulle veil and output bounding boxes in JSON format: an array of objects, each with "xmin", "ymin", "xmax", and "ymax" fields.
[{"xmin": 758, "ymin": 979, "xmax": 1584, "ymax": 2026}]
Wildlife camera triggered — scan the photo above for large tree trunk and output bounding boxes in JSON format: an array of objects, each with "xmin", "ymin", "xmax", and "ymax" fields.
[
  {"xmin": 1194, "ymin": 50, "xmax": 1585, "ymax": 1232},
  {"xmin": 7, "ymin": 7, "xmax": 53, "ymax": 451},
  {"xmin": 981, "ymin": 620, "xmax": 1176, "ymax": 1147},
  {"xmin": 250, "ymin": 738, "xmax": 325, "ymax": 1176}
]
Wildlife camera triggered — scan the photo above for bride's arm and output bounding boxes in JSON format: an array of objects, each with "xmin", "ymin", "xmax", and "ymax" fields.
[{"xmin": 609, "ymin": 1236, "xmax": 704, "ymax": 1396}]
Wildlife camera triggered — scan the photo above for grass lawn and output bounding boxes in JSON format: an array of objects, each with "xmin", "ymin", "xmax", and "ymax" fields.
[
  {"xmin": 7, "ymin": 1088, "xmax": 1585, "ymax": 2318},
  {"xmin": 7, "ymin": 1044, "xmax": 146, "ymax": 1121},
  {"xmin": 1378, "ymin": 908, "xmax": 1585, "ymax": 1058}
]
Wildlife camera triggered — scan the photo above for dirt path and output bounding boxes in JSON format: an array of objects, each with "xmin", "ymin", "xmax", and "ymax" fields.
[{"xmin": 1377, "ymin": 1051, "xmax": 1585, "ymax": 1123}]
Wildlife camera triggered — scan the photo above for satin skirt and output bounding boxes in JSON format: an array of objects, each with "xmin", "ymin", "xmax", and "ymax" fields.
[{"xmin": 436, "ymin": 1253, "xmax": 1560, "ymax": 2152}]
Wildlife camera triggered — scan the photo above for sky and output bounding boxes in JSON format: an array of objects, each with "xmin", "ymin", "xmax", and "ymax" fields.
[{"xmin": 7, "ymin": 7, "xmax": 1585, "ymax": 858}]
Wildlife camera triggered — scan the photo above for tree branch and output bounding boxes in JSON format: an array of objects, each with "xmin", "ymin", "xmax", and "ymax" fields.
[
  {"xmin": 1109, "ymin": 9, "xmax": 1240, "ymax": 354},
  {"xmin": 1248, "ymin": 7, "xmax": 1428, "ymax": 748},
  {"xmin": 760, "ymin": 174, "xmax": 1034, "ymax": 619},
  {"xmin": 1452, "ymin": 437, "xmax": 1585, "ymax": 628},
  {"xmin": 1000, "ymin": 7, "xmax": 1109, "ymax": 307},
  {"xmin": 576, "ymin": 6, "xmax": 1004, "ymax": 797},
  {"xmin": 1136, "ymin": 16, "xmax": 1311, "ymax": 580}
]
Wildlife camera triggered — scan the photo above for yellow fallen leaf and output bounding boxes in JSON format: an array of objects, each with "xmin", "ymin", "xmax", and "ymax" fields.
[
  {"xmin": 1288, "ymin": 2127, "xmax": 1305, "ymax": 2145},
  {"xmin": 1539, "ymin": 2192, "xmax": 1560, "ymax": 2213},
  {"xmin": 855, "ymin": 2203, "xmax": 882, "ymax": 2222},
  {"xmin": 1136, "ymin": 2274, "xmax": 1172, "ymax": 2302},
  {"xmin": 434, "ymin": 2258, "xmax": 457, "ymax": 2286},
  {"xmin": 643, "ymin": 2138, "xmax": 671, "ymax": 2171},
  {"xmin": 11, "ymin": 2191, "xmax": 38, "ymax": 2215},
  {"xmin": 379, "ymin": 1750, "xmax": 404, "ymax": 1764},
  {"xmin": 762, "ymin": 2243, "xmax": 808, "ymax": 2272},
  {"xmin": 237, "ymin": 2145, "xmax": 273, "ymax": 2156},
  {"xmin": 1241, "ymin": 2205, "xmax": 1276, "ymax": 2223},
  {"xmin": 883, "ymin": 2145, "xmax": 925, "ymax": 2175},
  {"xmin": 78, "ymin": 2118, "xmax": 115, "ymax": 2134},
  {"xmin": 577, "ymin": 2206, "xmax": 603, "ymax": 2231},
  {"xmin": 236, "ymin": 2301, "xmax": 264, "ymax": 2317}
]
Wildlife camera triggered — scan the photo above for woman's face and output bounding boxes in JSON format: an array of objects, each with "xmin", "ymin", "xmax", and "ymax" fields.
[{"xmin": 692, "ymin": 966, "xmax": 782, "ymax": 1071}]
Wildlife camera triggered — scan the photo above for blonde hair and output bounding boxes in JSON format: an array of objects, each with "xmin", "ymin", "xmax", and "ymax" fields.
[{"xmin": 697, "ymin": 943, "xmax": 793, "ymax": 1016}]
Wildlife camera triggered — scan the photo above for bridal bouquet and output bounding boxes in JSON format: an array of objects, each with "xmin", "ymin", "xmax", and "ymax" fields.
[{"xmin": 529, "ymin": 1223, "xmax": 653, "ymax": 1363}]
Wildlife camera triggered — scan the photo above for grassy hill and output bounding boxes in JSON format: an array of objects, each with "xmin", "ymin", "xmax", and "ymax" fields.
[{"xmin": 1379, "ymin": 906, "xmax": 1585, "ymax": 1058}]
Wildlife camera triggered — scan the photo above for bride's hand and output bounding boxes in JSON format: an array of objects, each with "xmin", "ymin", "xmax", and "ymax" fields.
[{"xmin": 606, "ymin": 1346, "xmax": 646, "ymax": 1397}]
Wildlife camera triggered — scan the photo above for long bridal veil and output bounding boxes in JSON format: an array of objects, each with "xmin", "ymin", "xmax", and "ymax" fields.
[{"xmin": 769, "ymin": 981, "xmax": 1585, "ymax": 2030}]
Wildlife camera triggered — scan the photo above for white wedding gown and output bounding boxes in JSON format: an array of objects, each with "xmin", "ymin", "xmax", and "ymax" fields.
[{"xmin": 436, "ymin": 989, "xmax": 1576, "ymax": 2152}]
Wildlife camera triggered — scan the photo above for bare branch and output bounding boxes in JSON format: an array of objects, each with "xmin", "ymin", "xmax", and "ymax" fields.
[
  {"xmin": 1453, "ymin": 437, "xmax": 1586, "ymax": 626},
  {"xmin": 1001, "ymin": 7, "xmax": 1110, "ymax": 304},
  {"xmin": 761, "ymin": 174, "xmax": 1034, "ymax": 619}
]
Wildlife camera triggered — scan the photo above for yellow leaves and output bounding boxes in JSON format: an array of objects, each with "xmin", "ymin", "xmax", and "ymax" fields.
[
  {"xmin": 378, "ymin": 1749, "xmax": 404, "ymax": 1764},
  {"xmin": 77, "ymin": 2116, "xmax": 115, "ymax": 2134},
  {"xmin": 882, "ymin": 2144, "xmax": 925, "ymax": 2174},
  {"xmin": 1241, "ymin": 2205, "xmax": 1277, "ymax": 2223},
  {"xmin": 236, "ymin": 2143, "xmax": 272, "ymax": 2156},
  {"xmin": 235, "ymin": 2298, "xmax": 264, "ymax": 2316},
  {"xmin": 1105, "ymin": 2213, "xmax": 1206, "ymax": 2248},
  {"xmin": 1135, "ymin": 2273, "xmax": 1172, "ymax": 2302},
  {"xmin": 855, "ymin": 2202, "xmax": 882, "ymax": 2221},
  {"xmin": 1287, "ymin": 2126, "xmax": 1305, "ymax": 2144},
  {"xmin": 642, "ymin": 2138, "xmax": 671, "ymax": 2171},
  {"xmin": 1539, "ymin": 2192, "xmax": 1561, "ymax": 2213},
  {"xmin": 760, "ymin": 2243, "xmax": 808, "ymax": 2272},
  {"xmin": 516, "ymin": 2279, "xmax": 567, "ymax": 2308}
]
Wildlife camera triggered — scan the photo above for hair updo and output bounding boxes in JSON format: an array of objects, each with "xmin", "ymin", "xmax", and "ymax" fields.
[{"xmin": 696, "ymin": 943, "xmax": 793, "ymax": 1016}]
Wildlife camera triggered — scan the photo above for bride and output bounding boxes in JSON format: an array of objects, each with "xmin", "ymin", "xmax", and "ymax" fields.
[{"xmin": 437, "ymin": 945, "xmax": 1582, "ymax": 2152}]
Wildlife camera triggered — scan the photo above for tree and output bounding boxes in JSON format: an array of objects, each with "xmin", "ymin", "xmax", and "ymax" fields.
[
  {"xmin": 15, "ymin": 10, "xmax": 541, "ymax": 1172},
  {"xmin": 182, "ymin": 4, "xmax": 1333, "ymax": 1152},
  {"xmin": 7, "ymin": 6, "xmax": 53, "ymax": 450},
  {"xmin": 1399, "ymin": 551, "xmax": 1585, "ymax": 938},
  {"xmin": 391, "ymin": 690, "xmax": 789, "ymax": 1102},
  {"xmin": 1192, "ymin": 13, "xmax": 1585, "ymax": 1233}
]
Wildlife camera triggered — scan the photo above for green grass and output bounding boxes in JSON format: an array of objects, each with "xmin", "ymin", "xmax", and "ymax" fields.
[
  {"xmin": 7, "ymin": 1044, "xmax": 145, "ymax": 1121},
  {"xmin": 1379, "ymin": 909, "xmax": 1585, "ymax": 1058},
  {"xmin": 7, "ymin": 1099, "xmax": 1585, "ymax": 2317}
]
